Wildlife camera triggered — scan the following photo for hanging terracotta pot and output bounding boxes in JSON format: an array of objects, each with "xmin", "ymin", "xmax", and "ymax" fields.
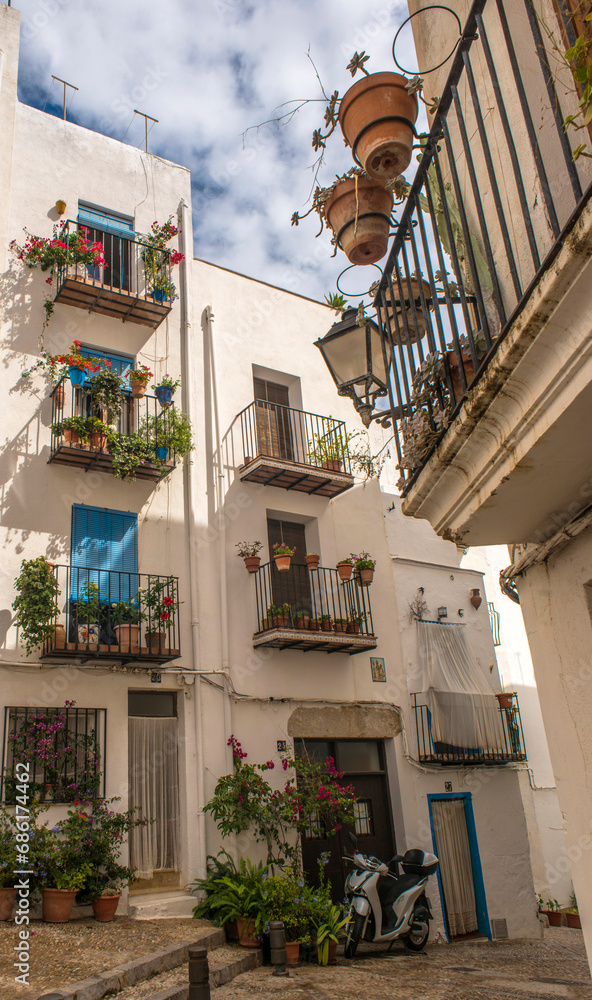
[
  {"xmin": 243, "ymin": 556, "xmax": 261, "ymax": 574},
  {"xmin": 42, "ymin": 888, "xmax": 76, "ymax": 922},
  {"xmin": 91, "ymin": 894, "xmax": 121, "ymax": 922},
  {"xmin": 470, "ymin": 588, "xmax": 482, "ymax": 610},
  {"xmin": 339, "ymin": 72, "xmax": 418, "ymax": 182},
  {"xmin": 358, "ymin": 568, "xmax": 375, "ymax": 586},
  {"xmin": 337, "ymin": 562, "xmax": 353, "ymax": 582},
  {"xmin": 0, "ymin": 888, "xmax": 15, "ymax": 921},
  {"xmin": 496, "ymin": 692, "xmax": 514, "ymax": 710},
  {"xmin": 274, "ymin": 554, "xmax": 292, "ymax": 572},
  {"xmin": 374, "ymin": 278, "xmax": 431, "ymax": 344},
  {"xmin": 305, "ymin": 554, "xmax": 320, "ymax": 570},
  {"xmin": 130, "ymin": 377, "xmax": 147, "ymax": 399},
  {"xmin": 324, "ymin": 176, "xmax": 393, "ymax": 266}
]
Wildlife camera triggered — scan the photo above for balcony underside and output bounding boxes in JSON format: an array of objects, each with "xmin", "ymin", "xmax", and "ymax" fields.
[
  {"xmin": 55, "ymin": 277, "xmax": 171, "ymax": 330},
  {"xmin": 253, "ymin": 626, "xmax": 377, "ymax": 655},
  {"xmin": 240, "ymin": 456, "xmax": 354, "ymax": 497},
  {"xmin": 41, "ymin": 639, "xmax": 180, "ymax": 664},
  {"xmin": 419, "ymin": 750, "xmax": 527, "ymax": 767},
  {"xmin": 49, "ymin": 442, "xmax": 172, "ymax": 482}
]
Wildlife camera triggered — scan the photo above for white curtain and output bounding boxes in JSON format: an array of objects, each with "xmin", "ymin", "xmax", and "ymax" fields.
[
  {"xmin": 417, "ymin": 621, "xmax": 505, "ymax": 750},
  {"xmin": 128, "ymin": 717, "xmax": 181, "ymax": 879},
  {"xmin": 431, "ymin": 798, "xmax": 478, "ymax": 937}
]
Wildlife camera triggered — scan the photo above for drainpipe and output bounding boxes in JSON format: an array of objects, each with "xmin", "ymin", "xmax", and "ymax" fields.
[
  {"xmin": 204, "ymin": 305, "xmax": 233, "ymax": 772},
  {"xmin": 178, "ymin": 197, "xmax": 207, "ymax": 879}
]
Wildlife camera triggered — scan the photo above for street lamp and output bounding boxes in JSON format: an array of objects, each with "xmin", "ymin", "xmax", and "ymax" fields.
[{"xmin": 314, "ymin": 308, "xmax": 390, "ymax": 428}]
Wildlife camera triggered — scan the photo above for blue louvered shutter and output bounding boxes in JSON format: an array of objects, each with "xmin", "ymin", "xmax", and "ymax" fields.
[
  {"xmin": 70, "ymin": 505, "xmax": 138, "ymax": 603},
  {"xmin": 79, "ymin": 347, "xmax": 133, "ymax": 390},
  {"xmin": 77, "ymin": 205, "xmax": 134, "ymax": 238}
]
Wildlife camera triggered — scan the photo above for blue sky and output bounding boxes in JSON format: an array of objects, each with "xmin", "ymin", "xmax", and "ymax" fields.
[{"xmin": 14, "ymin": 0, "xmax": 418, "ymax": 302}]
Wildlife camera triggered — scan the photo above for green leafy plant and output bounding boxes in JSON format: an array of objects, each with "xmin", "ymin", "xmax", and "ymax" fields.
[
  {"xmin": 273, "ymin": 543, "xmax": 295, "ymax": 557},
  {"xmin": 72, "ymin": 580, "xmax": 100, "ymax": 625},
  {"xmin": 139, "ymin": 217, "xmax": 184, "ymax": 301},
  {"xmin": 266, "ymin": 603, "xmax": 291, "ymax": 620},
  {"xmin": 130, "ymin": 364, "xmax": 153, "ymax": 386},
  {"xmin": 545, "ymin": 898, "xmax": 561, "ymax": 912},
  {"xmin": 87, "ymin": 363, "xmax": 126, "ymax": 416},
  {"xmin": 0, "ymin": 807, "xmax": 20, "ymax": 887},
  {"xmin": 191, "ymin": 856, "xmax": 270, "ymax": 927},
  {"xmin": 110, "ymin": 596, "xmax": 145, "ymax": 625},
  {"xmin": 324, "ymin": 292, "xmax": 349, "ymax": 313},
  {"xmin": 141, "ymin": 410, "xmax": 193, "ymax": 458},
  {"xmin": 236, "ymin": 541, "xmax": 263, "ymax": 558},
  {"xmin": 108, "ymin": 432, "xmax": 156, "ymax": 481},
  {"xmin": 152, "ymin": 374, "xmax": 181, "ymax": 392},
  {"xmin": 307, "ymin": 424, "xmax": 357, "ymax": 464},
  {"xmin": 337, "ymin": 558, "xmax": 353, "ymax": 566},
  {"xmin": 317, "ymin": 903, "xmax": 349, "ymax": 964},
  {"xmin": 352, "ymin": 551, "xmax": 375, "ymax": 571},
  {"xmin": 143, "ymin": 576, "xmax": 180, "ymax": 630},
  {"xmin": 12, "ymin": 556, "xmax": 60, "ymax": 654}
]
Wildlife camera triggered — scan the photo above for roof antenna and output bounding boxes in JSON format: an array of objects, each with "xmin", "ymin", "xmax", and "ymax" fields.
[
  {"xmin": 133, "ymin": 109, "xmax": 159, "ymax": 152},
  {"xmin": 51, "ymin": 75, "xmax": 79, "ymax": 121}
]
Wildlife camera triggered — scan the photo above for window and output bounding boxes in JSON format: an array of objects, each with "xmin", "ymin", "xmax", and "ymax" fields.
[
  {"xmin": 78, "ymin": 204, "xmax": 135, "ymax": 291},
  {"xmin": 354, "ymin": 800, "xmax": 374, "ymax": 837},
  {"xmin": 70, "ymin": 504, "xmax": 138, "ymax": 603},
  {"xmin": 267, "ymin": 518, "xmax": 311, "ymax": 613},
  {"xmin": 2, "ymin": 706, "xmax": 106, "ymax": 803},
  {"xmin": 254, "ymin": 377, "xmax": 293, "ymax": 460}
]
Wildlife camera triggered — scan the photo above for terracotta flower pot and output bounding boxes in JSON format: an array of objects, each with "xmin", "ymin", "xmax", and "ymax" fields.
[
  {"xmin": 308, "ymin": 619, "xmax": 320, "ymax": 631},
  {"xmin": 295, "ymin": 616, "xmax": 310, "ymax": 630},
  {"xmin": 322, "ymin": 459, "xmax": 343, "ymax": 472},
  {"xmin": 63, "ymin": 428, "xmax": 81, "ymax": 447},
  {"xmin": 496, "ymin": 692, "xmax": 514, "ymax": 710},
  {"xmin": 90, "ymin": 431, "xmax": 109, "ymax": 452},
  {"xmin": 130, "ymin": 378, "xmax": 147, "ymax": 399},
  {"xmin": 375, "ymin": 278, "xmax": 431, "ymax": 344},
  {"xmin": 285, "ymin": 940, "xmax": 301, "ymax": 966},
  {"xmin": 470, "ymin": 588, "xmax": 482, "ymax": 610},
  {"xmin": 447, "ymin": 348, "xmax": 476, "ymax": 401},
  {"xmin": 237, "ymin": 916, "xmax": 259, "ymax": 948},
  {"xmin": 324, "ymin": 176, "xmax": 393, "ymax": 266},
  {"xmin": 146, "ymin": 630, "xmax": 167, "ymax": 652},
  {"xmin": 347, "ymin": 621, "xmax": 361, "ymax": 635},
  {"xmin": 320, "ymin": 619, "xmax": 333, "ymax": 632},
  {"xmin": 327, "ymin": 938, "xmax": 338, "ymax": 965},
  {"xmin": 543, "ymin": 910, "xmax": 562, "ymax": 927},
  {"xmin": 274, "ymin": 554, "xmax": 292, "ymax": 572},
  {"xmin": 92, "ymin": 894, "xmax": 121, "ymax": 922},
  {"xmin": 334, "ymin": 621, "xmax": 348, "ymax": 633},
  {"xmin": 337, "ymin": 563, "xmax": 353, "ymax": 582},
  {"xmin": 114, "ymin": 624, "xmax": 140, "ymax": 650},
  {"xmin": 243, "ymin": 556, "xmax": 261, "ymax": 574},
  {"xmin": 54, "ymin": 383, "xmax": 65, "ymax": 408},
  {"xmin": 305, "ymin": 554, "xmax": 320, "ymax": 570},
  {"xmin": 225, "ymin": 919, "xmax": 239, "ymax": 942},
  {"xmin": 0, "ymin": 888, "xmax": 16, "ymax": 921},
  {"xmin": 338, "ymin": 71, "xmax": 418, "ymax": 182},
  {"xmin": 565, "ymin": 912, "xmax": 581, "ymax": 929},
  {"xmin": 42, "ymin": 888, "xmax": 77, "ymax": 923},
  {"xmin": 358, "ymin": 568, "xmax": 374, "ymax": 586}
]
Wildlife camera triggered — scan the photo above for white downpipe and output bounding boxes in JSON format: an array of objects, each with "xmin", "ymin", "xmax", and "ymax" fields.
[
  {"xmin": 204, "ymin": 305, "xmax": 233, "ymax": 772},
  {"xmin": 178, "ymin": 198, "xmax": 207, "ymax": 879}
]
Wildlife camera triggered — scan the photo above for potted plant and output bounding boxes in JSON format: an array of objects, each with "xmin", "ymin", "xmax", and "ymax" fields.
[
  {"xmin": 370, "ymin": 275, "xmax": 432, "ymax": 344},
  {"xmin": 108, "ymin": 432, "xmax": 157, "ymax": 481},
  {"xmin": 273, "ymin": 542, "xmax": 295, "ymax": 572},
  {"xmin": 308, "ymin": 426, "xmax": 357, "ymax": 472},
  {"xmin": 152, "ymin": 374, "xmax": 181, "ymax": 409},
  {"xmin": 564, "ymin": 890, "xmax": 580, "ymax": 929},
  {"xmin": 317, "ymin": 905, "xmax": 349, "ymax": 965},
  {"xmin": 292, "ymin": 610, "xmax": 311, "ymax": 630},
  {"xmin": 12, "ymin": 555, "xmax": 61, "ymax": 655},
  {"xmin": 72, "ymin": 580, "xmax": 101, "ymax": 645},
  {"xmin": 347, "ymin": 611, "xmax": 366, "ymax": 635},
  {"xmin": 51, "ymin": 415, "xmax": 88, "ymax": 448},
  {"xmin": 110, "ymin": 596, "xmax": 145, "ymax": 649},
  {"xmin": 86, "ymin": 416, "xmax": 110, "ymax": 452},
  {"xmin": 236, "ymin": 541, "xmax": 263, "ymax": 574},
  {"xmin": 352, "ymin": 551, "xmax": 376, "ymax": 586},
  {"xmin": 138, "ymin": 217, "xmax": 184, "ymax": 302},
  {"xmin": 305, "ymin": 552, "xmax": 320, "ymax": 570},
  {"xmin": 334, "ymin": 617, "xmax": 348, "ymax": 633},
  {"xmin": 141, "ymin": 409, "xmax": 193, "ymax": 463},
  {"xmin": 263, "ymin": 603, "xmax": 291, "ymax": 629},
  {"xmin": 143, "ymin": 576, "xmax": 179, "ymax": 652},
  {"xmin": 318, "ymin": 613, "xmax": 333, "ymax": 632},
  {"xmin": 40, "ymin": 838, "xmax": 94, "ymax": 923},
  {"xmin": 130, "ymin": 363, "xmax": 153, "ymax": 399},
  {"xmin": 87, "ymin": 362, "xmax": 126, "ymax": 417},
  {"xmin": 496, "ymin": 692, "xmax": 515, "ymax": 711},
  {"xmin": 542, "ymin": 898, "xmax": 563, "ymax": 926},
  {"xmin": 0, "ymin": 809, "xmax": 18, "ymax": 921},
  {"xmin": 337, "ymin": 558, "xmax": 353, "ymax": 582}
]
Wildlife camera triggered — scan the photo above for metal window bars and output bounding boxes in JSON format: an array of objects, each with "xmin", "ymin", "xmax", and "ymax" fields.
[
  {"xmin": 412, "ymin": 693, "xmax": 526, "ymax": 765},
  {"xmin": 253, "ymin": 562, "xmax": 374, "ymax": 636},
  {"xmin": 374, "ymin": 0, "xmax": 592, "ymax": 492}
]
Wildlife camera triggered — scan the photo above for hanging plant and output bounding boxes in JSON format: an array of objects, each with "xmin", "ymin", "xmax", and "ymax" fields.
[
  {"xmin": 87, "ymin": 363, "xmax": 126, "ymax": 416},
  {"xmin": 12, "ymin": 556, "xmax": 61, "ymax": 654},
  {"xmin": 138, "ymin": 217, "xmax": 184, "ymax": 302},
  {"xmin": 107, "ymin": 433, "xmax": 156, "ymax": 481}
]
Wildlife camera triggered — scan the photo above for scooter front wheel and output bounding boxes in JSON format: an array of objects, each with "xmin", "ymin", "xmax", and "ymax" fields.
[
  {"xmin": 344, "ymin": 911, "xmax": 365, "ymax": 959},
  {"xmin": 405, "ymin": 906, "xmax": 430, "ymax": 951}
]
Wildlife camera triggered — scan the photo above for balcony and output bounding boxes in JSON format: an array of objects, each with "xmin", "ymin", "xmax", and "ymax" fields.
[
  {"xmin": 41, "ymin": 566, "xmax": 181, "ymax": 663},
  {"xmin": 238, "ymin": 402, "xmax": 354, "ymax": 498},
  {"xmin": 373, "ymin": 0, "xmax": 592, "ymax": 544},
  {"xmin": 412, "ymin": 693, "xmax": 527, "ymax": 766},
  {"xmin": 252, "ymin": 562, "xmax": 377, "ymax": 655},
  {"xmin": 54, "ymin": 221, "xmax": 174, "ymax": 330},
  {"xmin": 49, "ymin": 377, "xmax": 176, "ymax": 482}
]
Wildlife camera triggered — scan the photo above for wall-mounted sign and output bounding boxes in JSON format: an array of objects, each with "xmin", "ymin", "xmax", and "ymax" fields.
[{"xmin": 370, "ymin": 657, "xmax": 386, "ymax": 682}]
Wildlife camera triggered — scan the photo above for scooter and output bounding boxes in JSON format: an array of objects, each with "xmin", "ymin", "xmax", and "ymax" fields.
[{"xmin": 343, "ymin": 831, "xmax": 438, "ymax": 957}]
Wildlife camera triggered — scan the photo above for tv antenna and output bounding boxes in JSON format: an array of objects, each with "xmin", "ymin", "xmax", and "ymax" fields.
[
  {"xmin": 51, "ymin": 76, "xmax": 79, "ymax": 121},
  {"xmin": 133, "ymin": 110, "xmax": 159, "ymax": 152}
]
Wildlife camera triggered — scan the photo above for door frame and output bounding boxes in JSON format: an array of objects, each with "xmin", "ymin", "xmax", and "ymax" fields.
[{"xmin": 427, "ymin": 792, "xmax": 490, "ymax": 940}]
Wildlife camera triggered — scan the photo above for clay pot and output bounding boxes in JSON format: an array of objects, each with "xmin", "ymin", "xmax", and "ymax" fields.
[
  {"xmin": 324, "ymin": 176, "xmax": 393, "ymax": 266},
  {"xmin": 327, "ymin": 939, "xmax": 338, "ymax": 965},
  {"xmin": 358, "ymin": 568, "xmax": 375, "ymax": 586},
  {"xmin": 146, "ymin": 630, "xmax": 167, "ymax": 652},
  {"xmin": 565, "ymin": 912, "xmax": 581, "ymax": 929},
  {"xmin": 339, "ymin": 72, "xmax": 418, "ymax": 182},
  {"xmin": 114, "ymin": 624, "xmax": 140, "ymax": 650},
  {"xmin": 274, "ymin": 554, "xmax": 292, "ymax": 573},
  {"xmin": 447, "ymin": 348, "xmax": 476, "ymax": 401},
  {"xmin": 375, "ymin": 278, "xmax": 431, "ymax": 344},
  {"xmin": 334, "ymin": 621, "xmax": 348, "ymax": 633},
  {"xmin": 237, "ymin": 917, "xmax": 259, "ymax": 948},
  {"xmin": 130, "ymin": 378, "xmax": 147, "ymax": 399},
  {"xmin": 308, "ymin": 619, "xmax": 320, "ymax": 631},
  {"xmin": 337, "ymin": 563, "xmax": 353, "ymax": 582},
  {"xmin": 347, "ymin": 621, "xmax": 361, "ymax": 635},
  {"xmin": 42, "ymin": 888, "xmax": 76, "ymax": 923},
  {"xmin": 496, "ymin": 692, "xmax": 514, "ymax": 711},
  {"xmin": 53, "ymin": 624, "xmax": 66, "ymax": 649},
  {"xmin": 63, "ymin": 428, "xmax": 81, "ymax": 447},
  {"xmin": 285, "ymin": 940, "xmax": 301, "ymax": 966},
  {"xmin": 320, "ymin": 619, "xmax": 333, "ymax": 632},
  {"xmin": 295, "ymin": 616, "xmax": 310, "ymax": 630},
  {"xmin": 91, "ymin": 894, "xmax": 121, "ymax": 922},
  {"xmin": 90, "ymin": 431, "xmax": 109, "ymax": 452},
  {"xmin": 305, "ymin": 554, "xmax": 320, "ymax": 570},
  {"xmin": 225, "ymin": 919, "xmax": 239, "ymax": 942},
  {"xmin": 470, "ymin": 588, "xmax": 482, "ymax": 610},
  {"xmin": 54, "ymin": 383, "xmax": 66, "ymax": 408},
  {"xmin": 543, "ymin": 910, "xmax": 562, "ymax": 927},
  {"xmin": 0, "ymin": 888, "xmax": 16, "ymax": 921},
  {"xmin": 243, "ymin": 556, "xmax": 261, "ymax": 574}
]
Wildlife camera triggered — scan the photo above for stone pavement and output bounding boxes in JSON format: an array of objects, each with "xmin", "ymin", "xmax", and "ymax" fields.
[{"xmin": 212, "ymin": 928, "xmax": 591, "ymax": 1000}]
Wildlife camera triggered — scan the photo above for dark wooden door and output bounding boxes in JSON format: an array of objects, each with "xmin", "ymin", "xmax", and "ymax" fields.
[
  {"xmin": 254, "ymin": 378, "xmax": 293, "ymax": 460},
  {"xmin": 298, "ymin": 740, "xmax": 396, "ymax": 901},
  {"xmin": 267, "ymin": 519, "xmax": 311, "ymax": 614}
]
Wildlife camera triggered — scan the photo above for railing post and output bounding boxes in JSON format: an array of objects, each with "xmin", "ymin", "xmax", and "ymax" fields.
[
  {"xmin": 188, "ymin": 944, "xmax": 210, "ymax": 1000},
  {"xmin": 270, "ymin": 920, "xmax": 289, "ymax": 976}
]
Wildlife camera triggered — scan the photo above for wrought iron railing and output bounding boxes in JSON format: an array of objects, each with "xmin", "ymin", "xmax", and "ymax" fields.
[
  {"xmin": 238, "ymin": 401, "xmax": 353, "ymax": 474},
  {"xmin": 412, "ymin": 693, "xmax": 526, "ymax": 765},
  {"xmin": 253, "ymin": 562, "xmax": 374, "ymax": 636},
  {"xmin": 42, "ymin": 565, "xmax": 181, "ymax": 659},
  {"xmin": 49, "ymin": 376, "xmax": 177, "ymax": 476},
  {"xmin": 374, "ymin": 0, "xmax": 592, "ymax": 491},
  {"xmin": 488, "ymin": 601, "xmax": 501, "ymax": 647},
  {"xmin": 54, "ymin": 220, "xmax": 174, "ymax": 305}
]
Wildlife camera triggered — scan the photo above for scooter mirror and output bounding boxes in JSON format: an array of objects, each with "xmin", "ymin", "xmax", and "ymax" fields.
[{"xmin": 348, "ymin": 831, "xmax": 358, "ymax": 849}]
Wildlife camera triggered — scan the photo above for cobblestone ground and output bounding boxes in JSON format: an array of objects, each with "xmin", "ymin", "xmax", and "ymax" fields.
[{"xmin": 213, "ymin": 929, "xmax": 591, "ymax": 1000}]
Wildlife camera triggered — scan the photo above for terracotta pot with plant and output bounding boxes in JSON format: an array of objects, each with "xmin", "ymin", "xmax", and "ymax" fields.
[
  {"xmin": 130, "ymin": 364, "xmax": 153, "ymax": 399},
  {"xmin": 318, "ymin": 614, "xmax": 333, "ymax": 632},
  {"xmin": 339, "ymin": 70, "xmax": 418, "ymax": 182},
  {"xmin": 111, "ymin": 597, "xmax": 145, "ymax": 651},
  {"xmin": 347, "ymin": 612, "xmax": 366, "ymax": 635},
  {"xmin": 353, "ymin": 552, "xmax": 376, "ymax": 586},
  {"xmin": 92, "ymin": 891, "xmax": 122, "ymax": 922},
  {"xmin": 273, "ymin": 542, "xmax": 295, "ymax": 572},
  {"xmin": 305, "ymin": 552, "xmax": 320, "ymax": 570},
  {"xmin": 236, "ymin": 540, "xmax": 263, "ymax": 574},
  {"xmin": 496, "ymin": 692, "xmax": 514, "ymax": 711},
  {"xmin": 293, "ymin": 611, "xmax": 310, "ymax": 630},
  {"xmin": 337, "ymin": 558, "xmax": 353, "ymax": 582},
  {"xmin": 324, "ymin": 173, "xmax": 393, "ymax": 266},
  {"xmin": 144, "ymin": 576, "xmax": 179, "ymax": 651},
  {"xmin": 371, "ymin": 277, "xmax": 432, "ymax": 344},
  {"xmin": 334, "ymin": 618, "xmax": 348, "ymax": 633}
]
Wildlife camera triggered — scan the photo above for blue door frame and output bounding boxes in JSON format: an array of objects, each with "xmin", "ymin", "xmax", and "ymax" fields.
[{"xmin": 427, "ymin": 792, "xmax": 490, "ymax": 940}]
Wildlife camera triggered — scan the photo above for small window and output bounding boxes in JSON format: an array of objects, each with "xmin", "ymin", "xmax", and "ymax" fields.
[
  {"xmin": 354, "ymin": 799, "xmax": 374, "ymax": 837},
  {"xmin": 128, "ymin": 691, "xmax": 176, "ymax": 717},
  {"xmin": 337, "ymin": 741, "xmax": 383, "ymax": 773}
]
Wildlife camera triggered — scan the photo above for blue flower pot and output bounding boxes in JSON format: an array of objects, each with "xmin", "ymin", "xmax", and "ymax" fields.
[
  {"xmin": 151, "ymin": 289, "xmax": 167, "ymax": 302},
  {"xmin": 156, "ymin": 446, "xmax": 168, "ymax": 462},
  {"xmin": 154, "ymin": 385, "xmax": 174, "ymax": 408},
  {"xmin": 69, "ymin": 366, "xmax": 86, "ymax": 386}
]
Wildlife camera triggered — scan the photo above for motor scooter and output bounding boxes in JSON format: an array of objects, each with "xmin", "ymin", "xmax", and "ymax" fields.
[{"xmin": 343, "ymin": 831, "xmax": 438, "ymax": 957}]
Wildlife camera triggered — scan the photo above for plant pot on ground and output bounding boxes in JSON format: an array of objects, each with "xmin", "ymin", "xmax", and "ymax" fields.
[
  {"xmin": 237, "ymin": 916, "xmax": 259, "ymax": 948},
  {"xmin": 324, "ymin": 174, "xmax": 393, "ymax": 266},
  {"xmin": 565, "ymin": 911, "xmax": 581, "ymax": 929},
  {"xmin": 91, "ymin": 893, "xmax": 121, "ymax": 922},
  {"xmin": 0, "ymin": 888, "xmax": 15, "ymax": 921},
  {"xmin": 285, "ymin": 941, "xmax": 301, "ymax": 966},
  {"xmin": 42, "ymin": 888, "xmax": 77, "ymax": 923},
  {"xmin": 543, "ymin": 909, "xmax": 563, "ymax": 926},
  {"xmin": 338, "ymin": 71, "xmax": 419, "ymax": 182}
]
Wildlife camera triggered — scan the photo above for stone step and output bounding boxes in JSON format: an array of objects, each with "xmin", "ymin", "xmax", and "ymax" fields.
[
  {"xmin": 105, "ymin": 945, "xmax": 263, "ymax": 1000},
  {"xmin": 128, "ymin": 890, "xmax": 197, "ymax": 920}
]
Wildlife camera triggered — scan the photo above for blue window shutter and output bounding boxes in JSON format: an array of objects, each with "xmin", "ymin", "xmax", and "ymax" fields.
[
  {"xmin": 77, "ymin": 206, "xmax": 135, "ymax": 238},
  {"xmin": 70, "ymin": 505, "xmax": 138, "ymax": 602},
  {"xmin": 79, "ymin": 347, "xmax": 133, "ymax": 388}
]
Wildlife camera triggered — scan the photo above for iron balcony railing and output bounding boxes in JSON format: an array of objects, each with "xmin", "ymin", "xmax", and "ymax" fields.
[
  {"xmin": 238, "ymin": 401, "xmax": 353, "ymax": 475},
  {"xmin": 42, "ymin": 565, "xmax": 181, "ymax": 660},
  {"xmin": 49, "ymin": 376, "xmax": 176, "ymax": 479},
  {"xmin": 55, "ymin": 219, "xmax": 174, "ymax": 307},
  {"xmin": 374, "ymin": 0, "xmax": 592, "ymax": 492},
  {"xmin": 253, "ymin": 561, "xmax": 374, "ymax": 636},
  {"xmin": 412, "ymin": 693, "xmax": 527, "ymax": 766}
]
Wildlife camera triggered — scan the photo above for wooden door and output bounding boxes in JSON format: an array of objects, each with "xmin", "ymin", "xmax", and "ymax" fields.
[
  {"xmin": 267, "ymin": 519, "xmax": 311, "ymax": 614},
  {"xmin": 254, "ymin": 378, "xmax": 293, "ymax": 460}
]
